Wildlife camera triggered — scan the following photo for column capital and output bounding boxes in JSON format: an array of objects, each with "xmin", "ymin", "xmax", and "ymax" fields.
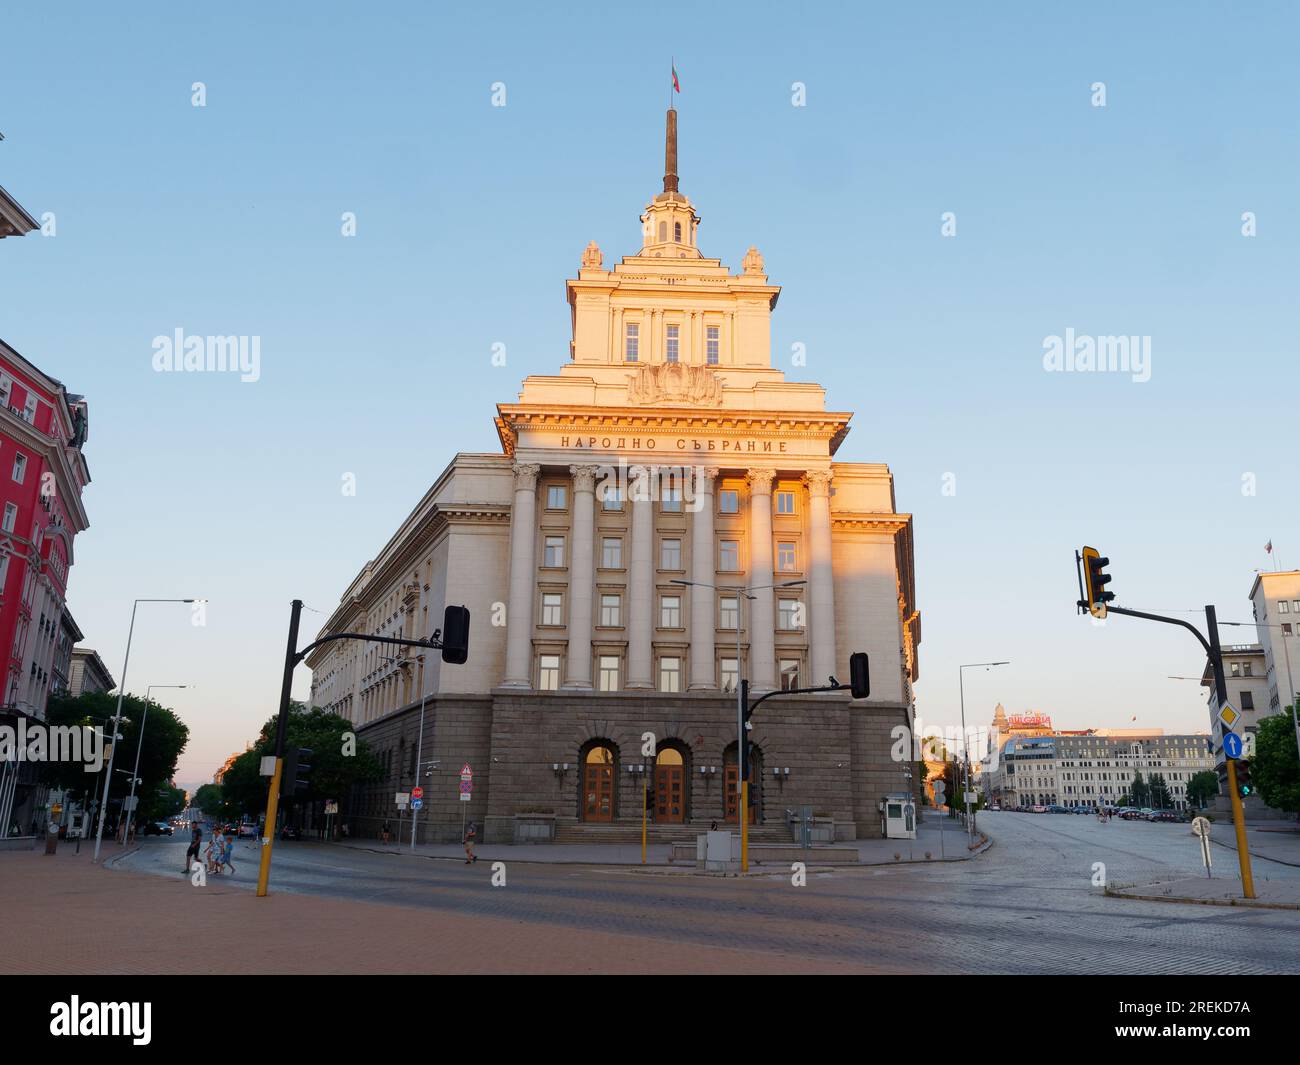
[
  {"xmin": 569, "ymin": 464, "xmax": 599, "ymax": 493},
  {"xmin": 746, "ymin": 468, "xmax": 776, "ymax": 495},
  {"xmin": 513, "ymin": 463, "xmax": 541, "ymax": 491},
  {"xmin": 693, "ymin": 466, "xmax": 720, "ymax": 491},
  {"xmin": 802, "ymin": 469, "xmax": 834, "ymax": 498}
]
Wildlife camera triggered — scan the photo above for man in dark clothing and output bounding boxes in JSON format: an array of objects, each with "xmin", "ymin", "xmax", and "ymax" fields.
[{"xmin": 184, "ymin": 825, "xmax": 202, "ymax": 873}]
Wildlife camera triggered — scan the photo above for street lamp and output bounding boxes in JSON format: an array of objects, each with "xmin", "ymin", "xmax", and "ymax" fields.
[
  {"xmin": 959, "ymin": 660, "xmax": 1010, "ymax": 842},
  {"xmin": 94, "ymin": 598, "xmax": 204, "ymax": 861},
  {"xmin": 671, "ymin": 577, "xmax": 806, "ymax": 863},
  {"xmin": 122, "ymin": 684, "xmax": 190, "ymax": 842}
]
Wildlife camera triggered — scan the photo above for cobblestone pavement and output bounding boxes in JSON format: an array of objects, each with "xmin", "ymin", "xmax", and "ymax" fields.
[{"xmin": 85, "ymin": 810, "xmax": 1300, "ymax": 974}]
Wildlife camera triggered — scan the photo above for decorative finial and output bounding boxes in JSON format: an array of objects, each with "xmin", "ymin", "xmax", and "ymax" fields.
[
  {"xmin": 581, "ymin": 240, "xmax": 603, "ymax": 268},
  {"xmin": 663, "ymin": 108, "xmax": 678, "ymax": 194},
  {"xmin": 742, "ymin": 246, "xmax": 765, "ymax": 275}
]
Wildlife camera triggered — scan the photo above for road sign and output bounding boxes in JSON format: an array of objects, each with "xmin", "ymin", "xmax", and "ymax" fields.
[
  {"xmin": 411, "ymin": 798, "xmax": 423, "ymax": 810},
  {"xmin": 964, "ymin": 791, "xmax": 978, "ymax": 804},
  {"xmin": 459, "ymin": 780, "xmax": 472, "ymax": 794},
  {"xmin": 395, "ymin": 791, "xmax": 410, "ymax": 809},
  {"xmin": 459, "ymin": 792, "xmax": 470, "ymax": 802},
  {"xmin": 932, "ymin": 781, "xmax": 946, "ymax": 801},
  {"xmin": 1192, "ymin": 816, "xmax": 1211, "ymax": 839},
  {"xmin": 460, "ymin": 763, "xmax": 472, "ymax": 779},
  {"xmin": 1217, "ymin": 702, "xmax": 1240, "ymax": 731},
  {"xmin": 411, "ymin": 786, "xmax": 424, "ymax": 800},
  {"xmin": 1223, "ymin": 732, "xmax": 1243, "ymax": 760}
]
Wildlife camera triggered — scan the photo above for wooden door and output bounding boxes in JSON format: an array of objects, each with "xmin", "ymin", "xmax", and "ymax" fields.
[
  {"xmin": 655, "ymin": 765, "xmax": 685, "ymax": 823},
  {"xmin": 583, "ymin": 763, "xmax": 613, "ymax": 822},
  {"xmin": 724, "ymin": 765, "xmax": 756, "ymax": 824}
]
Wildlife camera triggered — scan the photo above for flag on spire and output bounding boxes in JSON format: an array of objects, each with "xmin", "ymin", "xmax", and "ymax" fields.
[
  {"xmin": 1266, "ymin": 540, "xmax": 1273, "ymax": 554},
  {"xmin": 672, "ymin": 62, "xmax": 680, "ymax": 93}
]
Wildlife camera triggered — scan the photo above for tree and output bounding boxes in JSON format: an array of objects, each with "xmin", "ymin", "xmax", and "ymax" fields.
[
  {"xmin": 193, "ymin": 783, "xmax": 224, "ymax": 817},
  {"xmin": 1253, "ymin": 705, "xmax": 1300, "ymax": 814},
  {"xmin": 1129, "ymin": 771, "xmax": 1150, "ymax": 807},
  {"xmin": 1186, "ymin": 770, "xmax": 1219, "ymax": 810},
  {"xmin": 41, "ymin": 691, "xmax": 189, "ymax": 818},
  {"xmin": 1148, "ymin": 773, "xmax": 1171, "ymax": 809},
  {"xmin": 141, "ymin": 782, "xmax": 186, "ymax": 823}
]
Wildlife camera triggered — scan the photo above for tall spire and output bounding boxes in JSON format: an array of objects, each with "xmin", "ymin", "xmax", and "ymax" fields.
[{"xmin": 663, "ymin": 108, "xmax": 678, "ymax": 194}]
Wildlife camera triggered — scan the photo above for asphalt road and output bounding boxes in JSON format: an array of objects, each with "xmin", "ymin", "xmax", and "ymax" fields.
[{"xmin": 120, "ymin": 813, "xmax": 1300, "ymax": 974}]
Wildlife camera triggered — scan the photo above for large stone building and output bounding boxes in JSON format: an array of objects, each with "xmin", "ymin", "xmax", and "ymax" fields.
[{"xmin": 309, "ymin": 109, "xmax": 921, "ymax": 843}]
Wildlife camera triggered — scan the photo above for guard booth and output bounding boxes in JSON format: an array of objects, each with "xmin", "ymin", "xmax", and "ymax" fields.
[{"xmin": 880, "ymin": 793, "xmax": 916, "ymax": 840}]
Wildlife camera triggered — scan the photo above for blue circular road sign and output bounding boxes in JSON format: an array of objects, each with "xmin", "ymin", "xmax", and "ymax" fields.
[
  {"xmin": 1223, "ymin": 732, "xmax": 1242, "ymax": 759},
  {"xmin": 411, "ymin": 798, "xmax": 423, "ymax": 810}
]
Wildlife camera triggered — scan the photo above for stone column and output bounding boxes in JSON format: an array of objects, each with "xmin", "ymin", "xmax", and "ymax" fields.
[
  {"xmin": 688, "ymin": 467, "xmax": 719, "ymax": 689},
  {"xmin": 626, "ymin": 464, "xmax": 655, "ymax": 688},
  {"xmin": 804, "ymin": 469, "xmax": 837, "ymax": 687},
  {"xmin": 502, "ymin": 463, "xmax": 540, "ymax": 688},
  {"xmin": 564, "ymin": 465, "xmax": 597, "ymax": 689},
  {"xmin": 747, "ymin": 468, "xmax": 776, "ymax": 691}
]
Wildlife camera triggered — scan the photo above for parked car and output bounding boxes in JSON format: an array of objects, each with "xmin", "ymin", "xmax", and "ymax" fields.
[
  {"xmin": 988, "ymin": 803, "xmax": 1001, "ymax": 811},
  {"xmin": 1031, "ymin": 804, "xmax": 1047, "ymax": 813},
  {"xmin": 142, "ymin": 821, "xmax": 173, "ymax": 836},
  {"xmin": 1073, "ymin": 806, "xmax": 1092, "ymax": 814},
  {"xmin": 238, "ymin": 821, "xmax": 258, "ymax": 839},
  {"xmin": 1155, "ymin": 811, "xmax": 1180, "ymax": 822}
]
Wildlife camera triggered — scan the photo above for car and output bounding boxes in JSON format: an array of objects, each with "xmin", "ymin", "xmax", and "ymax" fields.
[
  {"xmin": 280, "ymin": 824, "xmax": 301, "ymax": 841},
  {"xmin": 988, "ymin": 803, "xmax": 1001, "ymax": 811},
  {"xmin": 142, "ymin": 821, "xmax": 173, "ymax": 836},
  {"xmin": 1156, "ymin": 811, "xmax": 1180, "ymax": 822},
  {"xmin": 238, "ymin": 821, "xmax": 258, "ymax": 839},
  {"xmin": 1074, "ymin": 806, "xmax": 1092, "ymax": 814},
  {"xmin": 1031, "ymin": 804, "xmax": 1047, "ymax": 813}
]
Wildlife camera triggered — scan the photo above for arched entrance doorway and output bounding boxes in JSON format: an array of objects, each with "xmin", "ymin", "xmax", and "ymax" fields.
[
  {"xmin": 723, "ymin": 742, "xmax": 762, "ymax": 824},
  {"xmin": 581, "ymin": 742, "xmax": 617, "ymax": 822},
  {"xmin": 654, "ymin": 745, "xmax": 689, "ymax": 823}
]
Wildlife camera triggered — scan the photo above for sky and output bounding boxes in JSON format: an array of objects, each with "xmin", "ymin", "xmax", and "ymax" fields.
[{"xmin": 2, "ymin": 2, "xmax": 1297, "ymax": 792}]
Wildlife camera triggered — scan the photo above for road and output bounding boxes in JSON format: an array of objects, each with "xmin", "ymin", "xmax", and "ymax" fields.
[{"xmin": 116, "ymin": 812, "xmax": 1300, "ymax": 974}]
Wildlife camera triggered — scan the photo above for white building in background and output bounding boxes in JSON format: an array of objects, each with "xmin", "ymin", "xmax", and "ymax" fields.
[{"xmin": 1249, "ymin": 570, "xmax": 1300, "ymax": 715}]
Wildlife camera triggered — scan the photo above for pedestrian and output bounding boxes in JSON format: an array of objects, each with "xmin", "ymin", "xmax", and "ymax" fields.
[
  {"xmin": 222, "ymin": 834, "xmax": 235, "ymax": 875},
  {"xmin": 184, "ymin": 825, "xmax": 202, "ymax": 873},
  {"xmin": 463, "ymin": 820, "xmax": 478, "ymax": 864},
  {"xmin": 381, "ymin": 820, "xmax": 391, "ymax": 845}
]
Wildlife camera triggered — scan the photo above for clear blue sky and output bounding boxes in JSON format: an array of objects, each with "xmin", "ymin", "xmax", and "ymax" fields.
[{"xmin": 2, "ymin": 2, "xmax": 1296, "ymax": 790}]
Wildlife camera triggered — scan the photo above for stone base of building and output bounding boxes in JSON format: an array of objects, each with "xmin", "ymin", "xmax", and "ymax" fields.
[{"xmin": 344, "ymin": 689, "xmax": 914, "ymax": 844}]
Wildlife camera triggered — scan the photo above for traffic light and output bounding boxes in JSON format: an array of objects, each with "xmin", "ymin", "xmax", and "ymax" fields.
[
  {"xmin": 1081, "ymin": 546, "xmax": 1115, "ymax": 617},
  {"xmin": 1235, "ymin": 758, "xmax": 1253, "ymax": 799},
  {"xmin": 281, "ymin": 747, "xmax": 313, "ymax": 798},
  {"xmin": 849, "ymin": 652, "xmax": 870, "ymax": 699},
  {"xmin": 441, "ymin": 605, "xmax": 470, "ymax": 664}
]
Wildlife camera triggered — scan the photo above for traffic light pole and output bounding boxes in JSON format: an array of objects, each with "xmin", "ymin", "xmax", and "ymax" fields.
[
  {"xmin": 257, "ymin": 599, "xmax": 458, "ymax": 898},
  {"xmin": 1089, "ymin": 601, "xmax": 1255, "ymax": 899}
]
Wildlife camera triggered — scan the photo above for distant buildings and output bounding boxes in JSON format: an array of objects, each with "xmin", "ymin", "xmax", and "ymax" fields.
[
  {"xmin": 1248, "ymin": 570, "xmax": 1300, "ymax": 715},
  {"xmin": 67, "ymin": 647, "xmax": 115, "ymax": 696}
]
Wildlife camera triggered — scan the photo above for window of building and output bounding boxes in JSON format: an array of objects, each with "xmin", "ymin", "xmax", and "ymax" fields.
[
  {"xmin": 11, "ymin": 454, "xmax": 25, "ymax": 484},
  {"xmin": 720, "ymin": 596, "xmax": 739, "ymax": 629},
  {"xmin": 538, "ymin": 654, "xmax": 561, "ymax": 691},
  {"xmin": 600, "ymin": 594, "xmax": 621, "ymax": 627},
  {"xmin": 674, "ymin": 221, "xmax": 682, "ymax": 242},
  {"xmin": 546, "ymin": 485, "xmax": 567, "ymax": 510},
  {"xmin": 659, "ymin": 656, "xmax": 682, "ymax": 693},
  {"xmin": 598, "ymin": 655, "xmax": 620, "ymax": 692},
  {"xmin": 1240, "ymin": 691, "xmax": 1254, "ymax": 710},
  {"xmin": 1294, "ymin": 600, "xmax": 1300, "ymax": 612},
  {"xmin": 1281, "ymin": 601, "xmax": 1290, "ymax": 614},
  {"xmin": 661, "ymin": 480, "xmax": 682, "ymax": 512},
  {"xmin": 776, "ymin": 490, "xmax": 795, "ymax": 514},
  {"xmin": 0, "ymin": 374, "xmax": 10, "ymax": 408},
  {"xmin": 601, "ymin": 485, "xmax": 623, "ymax": 511},
  {"xmin": 541, "ymin": 592, "xmax": 563, "ymax": 626},
  {"xmin": 719, "ymin": 540, "xmax": 739, "ymax": 571},
  {"xmin": 778, "ymin": 599, "xmax": 803, "ymax": 630},
  {"xmin": 625, "ymin": 322, "xmax": 640, "ymax": 361},
  {"xmin": 544, "ymin": 535, "xmax": 565, "ymax": 567},
  {"xmin": 719, "ymin": 489, "xmax": 739, "ymax": 514},
  {"xmin": 777, "ymin": 542, "xmax": 797, "ymax": 572},
  {"xmin": 706, "ymin": 325, "xmax": 719, "ymax": 365},
  {"xmin": 780, "ymin": 658, "xmax": 801, "ymax": 691},
  {"xmin": 658, "ymin": 221, "xmax": 667, "ymax": 242},
  {"xmin": 660, "ymin": 595, "xmax": 681, "ymax": 628},
  {"xmin": 1230, "ymin": 662, "xmax": 1241, "ymax": 676},
  {"xmin": 22, "ymin": 394, "xmax": 36, "ymax": 424},
  {"xmin": 1, "ymin": 503, "xmax": 15, "ymax": 534},
  {"xmin": 660, "ymin": 538, "xmax": 682, "ymax": 570},
  {"xmin": 1243, "ymin": 662, "xmax": 1253, "ymax": 675},
  {"xmin": 665, "ymin": 324, "xmax": 679, "ymax": 363},
  {"xmin": 601, "ymin": 537, "xmax": 623, "ymax": 567},
  {"xmin": 720, "ymin": 657, "xmax": 738, "ymax": 692},
  {"xmin": 1283, "ymin": 624, "xmax": 1293, "ymax": 635}
]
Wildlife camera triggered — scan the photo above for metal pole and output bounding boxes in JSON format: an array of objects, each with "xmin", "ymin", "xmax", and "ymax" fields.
[
  {"xmin": 1208, "ymin": 604, "xmax": 1255, "ymax": 899},
  {"xmin": 257, "ymin": 599, "xmax": 302, "ymax": 897},
  {"xmin": 411, "ymin": 686, "xmax": 427, "ymax": 851},
  {"xmin": 959, "ymin": 666, "xmax": 971, "ymax": 842},
  {"xmin": 94, "ymin": 600, "xmax": 138, "ymax": 862},
  {"xmin": 125, "ymin": 698, "xmax": 148, "ymax": 843}
]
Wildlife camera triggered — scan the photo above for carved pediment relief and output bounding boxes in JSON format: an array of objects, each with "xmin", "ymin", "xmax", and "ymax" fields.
[{"xmin": 626, "ymin": 363, "xmax": 723, "ymax": 407}]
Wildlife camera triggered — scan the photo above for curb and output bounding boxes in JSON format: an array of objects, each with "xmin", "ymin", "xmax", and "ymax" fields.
[{"xmin": 1105, "ymin": 886, "xmax": 1300, "ymax": 912}]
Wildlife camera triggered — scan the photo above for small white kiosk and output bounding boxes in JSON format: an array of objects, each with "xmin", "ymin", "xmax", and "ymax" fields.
[{"xmin": 880, "ymin": 793, "xmax": 917, "ymax": 840}]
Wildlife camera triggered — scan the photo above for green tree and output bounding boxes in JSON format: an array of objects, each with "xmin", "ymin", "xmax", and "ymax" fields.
[
  {"xmin": 41, "ymin": 691, "xmax": 189, "ymax": 818},
  {"xmin": 1148, "ymin": 773, "xmax": 1171, "ymax": 809},
  {"xmin": 193, "ymin": 783, "xmax": 224, "ymax": 816},
  {"xmin": 1253, "ymin": 705, "xmax": 1300, "ymax": 813},
  {"xmin": 1129, "ymin": 771, "xmax": 1150, "ymax": 807},
  {"xmin": 1185, "ymin": 770, "xmax": 1219, "ymax": 810}
]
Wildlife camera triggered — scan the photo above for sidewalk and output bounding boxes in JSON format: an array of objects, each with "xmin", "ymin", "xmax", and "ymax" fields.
[
  {"xmin": 331, "ymin": 808, "xmax": 985, "ymax": 868},
  {"xmin": 0, "ymin": 845, "xmax": 867, "ymax": 974},
  {"xmin": 1110, "ymin": 876, "xmax": 1300, "ymax": 910},
  {"xmin": 1211, "ymin": 819, "xmax": 1300, "ymax": 868}
]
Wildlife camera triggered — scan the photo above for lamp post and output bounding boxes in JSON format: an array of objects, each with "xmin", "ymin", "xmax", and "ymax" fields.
[
  {"xmin": 672, "ymin": 577, "xmax": 806, "ymax": 868},
  {"xmin": 123, "ymin": 684, "xmax": 189, "ymax": 842},
  {"xmin": 94, "ymin": 598, "xmax": 203, "ymax": 862},
  {"xmin": 958, "ymin": 661, "xmax": 1009, "ymax": 843}
]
